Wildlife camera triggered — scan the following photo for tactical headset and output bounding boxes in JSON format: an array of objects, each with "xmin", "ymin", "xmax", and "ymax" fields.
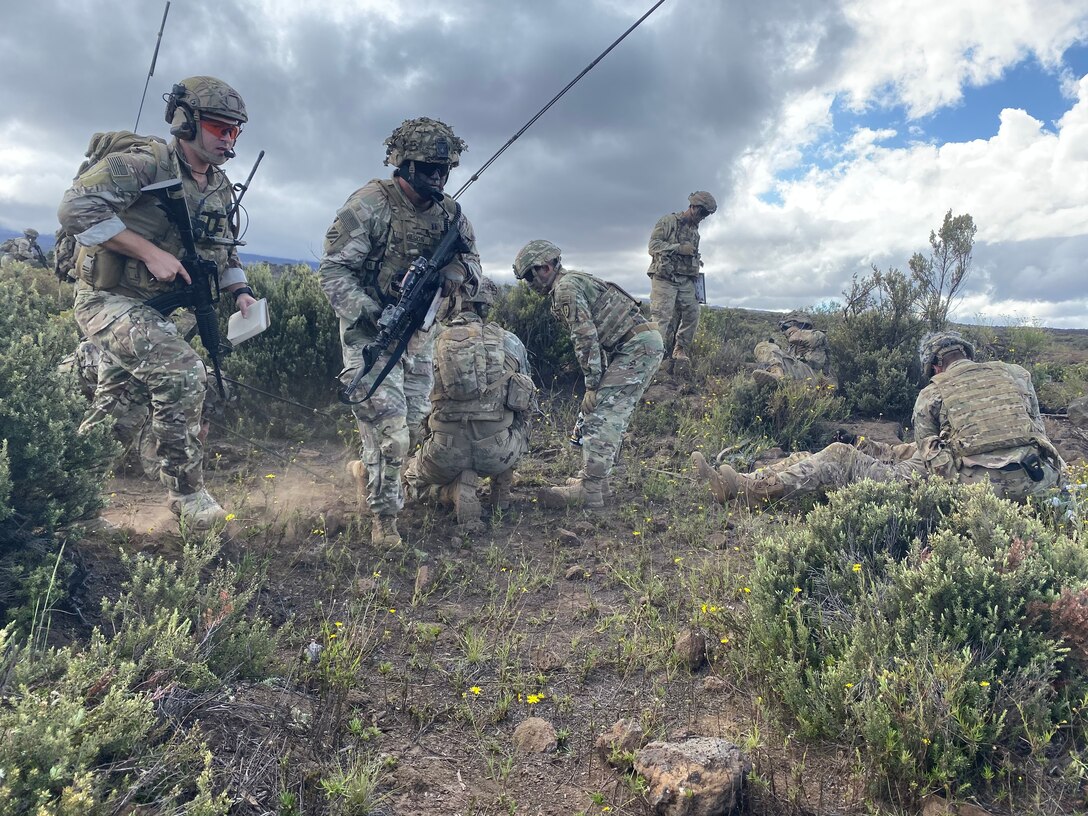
[{"xmin": 164, "ymin": 83, "xmax": 197, "ymax": 140}]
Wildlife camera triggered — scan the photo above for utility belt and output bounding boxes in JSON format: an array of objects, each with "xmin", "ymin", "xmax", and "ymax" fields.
[
  {"xmin": 429, "ymin": 414, "xmax": 512, "ymax": 439},
  {"xmin": 616, "ymin": 321, "xmax": 659, "ymax": 349}
]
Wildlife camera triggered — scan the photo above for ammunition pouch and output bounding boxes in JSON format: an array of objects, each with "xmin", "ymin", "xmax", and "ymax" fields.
[{"xmin": 506, "ymin": 371, "xmax": 535, "ymax": 413}]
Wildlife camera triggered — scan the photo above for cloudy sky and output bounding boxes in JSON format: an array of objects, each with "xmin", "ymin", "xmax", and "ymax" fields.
[{"xmin": 1, "ymin": 0, "xmax": 1087, "ymax": 326}]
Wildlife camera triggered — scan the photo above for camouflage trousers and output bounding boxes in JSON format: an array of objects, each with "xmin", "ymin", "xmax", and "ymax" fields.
[
  {"xmin": 649, "ymin": 274, "xmax": 700, "ymax": 356},
  {"xmin": 756, "ymin": 441, "xmax": 925, "ymax": 497},
  {"xmin": 581, "ymin": 330, "xmax": 664, "ymax": 480},
  {"xmin": 404, "ymin": 414, "xmax": 528, "ymax": 491},
  {"xmin": 753, "ymin": 341, "xmax": 818, "ymax": 381},
  {"xmin": 74, "ymin": 303, "xmax": 207, "ymax": 495},
  {"xmin": 756, "ymin": 440, "xmax": 1059, "ymax": 502},
  {"xmin": 340, "ymin": 321, "xmax": 436, "ymax": 516}
]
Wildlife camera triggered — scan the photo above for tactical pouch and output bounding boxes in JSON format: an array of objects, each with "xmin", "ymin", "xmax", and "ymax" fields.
[
  {"xmin": 506, "ymin": 372, "xmax": 535, "ymax": 413},
  {"xmin": 1021, "ymin": 453, "xmax": 1045, "ymax": 483},
  {"xmin": 77, "ymin": 246, "xmax": 122, "ymax": 289}
]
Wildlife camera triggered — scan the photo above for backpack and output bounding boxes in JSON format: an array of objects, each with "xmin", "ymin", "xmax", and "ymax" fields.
[{"xmin": 54, "ymin": 131, "xmax": 168, "ymax": 281}]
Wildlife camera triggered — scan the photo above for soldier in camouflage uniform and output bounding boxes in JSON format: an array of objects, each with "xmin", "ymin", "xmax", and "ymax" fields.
[
  {"xmin": 321, "ymin": 117, "xmax": 482, "ymax": 548},
  {"xmin": 692, "ymin": 331, "xmax": 1062, "ymax": 504},
  {"xmin": 402, "ymin": 277, "xmax": 535, "ymax": 530},
  {"xmin": 0, "ymin": 228, "xmax": 44, "ymax": 266},
  {"xmin": 513, "ymin": 239, "xmax": 663, "ymax": 508},
  {"xmin": 753, "ymin": 310, "xmax": 836, "ymax": 386},
  {"xmin": 648, "ymin": 191, "xmax": 715, "ymax": 372},
  {"xmin": 58, "ymin": 76, "xmax": 257, "ymax": 529}
]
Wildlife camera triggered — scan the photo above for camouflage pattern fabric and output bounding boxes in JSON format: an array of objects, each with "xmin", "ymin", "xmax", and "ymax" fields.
[
  {"xmin": 0, "ymin": 236, "xmax": 39, "ymax": 265},
  {"xmin": 320, "ymin": 176, "xmax": 482, "ymax": 517},
  {"xmin": 404, "ymin": 314, "xmax": 532, "ymax": 490},
  {"xmin": 784, "ymin": 325, "xmax": 832, "ymax": 376},
  {"xmin": 649, "ymin": 275, "xmax": 700, "ymax": 359},
  {"xmin": 914, "ymin": 358, "xmax": 1062, "ymax": 501},
  {"xmin": 548, "ymin": 269, "xmax": 663, "ymax": 480},
  {"xmin": 758, "ymin": 438, "xmax": 916, "ymax": 474},
  {"xmin": 740, "ymin": 358, "xmax": 1061, "ymax": 503},
  {"xmin": 59, "ymin": 138, "xmax": 242, "ymax": 498},
  {"xmin": 648, "ymin": 212, "xmax": 702, "ymax": 355},
  {"xmin": 58, "ymin": 339, "xmax": 102, "ymax": 402},
  {"xmin": 754, "ymin": 340, "xmax": 818, "ymax": 381},
  {"xmin": 76, "ymin": 301, "xmax": 207, "ymax": 494}
]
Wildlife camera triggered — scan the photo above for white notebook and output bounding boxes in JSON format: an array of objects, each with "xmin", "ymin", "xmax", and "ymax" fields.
[{"xmin": 227, "ymin": 297, "xmax": 270, "ymax": 344}]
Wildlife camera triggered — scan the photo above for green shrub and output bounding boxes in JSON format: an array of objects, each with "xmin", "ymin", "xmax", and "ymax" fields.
[
  {"xmin": 828, "ymin": 268, "xmax": 926, "ymax": 422},
  {"xmin": 743, "ymin": 479, "xmax": 1088, "ymax": 804},
  {"xmin": 492, "ymin": 282, "xmax": 577, "ymax": 387},
  {"xmin": 218, "ymin": 264, "xmax": 344, "ymax": 437},
  {"xmin": 0, "ymin": 264, "xmax": 115, "ymax": 531}
]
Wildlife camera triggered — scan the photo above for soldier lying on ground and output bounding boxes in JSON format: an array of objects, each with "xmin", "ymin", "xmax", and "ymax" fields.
[
  {"xmin": 693, "ymin": 331, "xmax": 1063, "ymax": 504},
  {"xmin": 753, "ymin": 310, "xmax": 836, "ymax": 387}
]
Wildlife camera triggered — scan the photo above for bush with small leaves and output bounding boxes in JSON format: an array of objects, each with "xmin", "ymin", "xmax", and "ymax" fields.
[{"xmin": 744, "ymin": 479, "xmax": 1088, "ymax": 805}]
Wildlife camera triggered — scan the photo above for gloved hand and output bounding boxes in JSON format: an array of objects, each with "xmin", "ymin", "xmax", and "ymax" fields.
[
  {"xmin": 581, "ymin": 389, "xmax": 597, "ymax": 414},
  {"xmin": 439, "ymin": 261, "xmax": 467, "ymax": 297},
  {"xmin": 677, "ymin": 242, "xmax": 695, "ymax": 256}
]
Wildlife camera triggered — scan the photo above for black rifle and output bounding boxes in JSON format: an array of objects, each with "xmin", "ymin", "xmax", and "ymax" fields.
[
  {"xmin": 141, "ymin": 178, "xmax": 227, "ymax": 398},
  {"xmin": 31, "ymin": 242, "xmax": 49, "ymax": 270},
  {"xmin": 339, "ymin": 204, "xmax": 464, "ymax": 404}
]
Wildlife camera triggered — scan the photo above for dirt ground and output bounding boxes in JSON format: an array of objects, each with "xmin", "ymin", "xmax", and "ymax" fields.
[{"xmin": 63, "ymin": 376, "xmax": 1088, "ymax": 816}]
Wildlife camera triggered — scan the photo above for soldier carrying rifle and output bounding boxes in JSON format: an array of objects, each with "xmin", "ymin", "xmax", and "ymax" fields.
[{"xmin": 58, "ymin": 75, "xmax": 258, "ymax": 529}]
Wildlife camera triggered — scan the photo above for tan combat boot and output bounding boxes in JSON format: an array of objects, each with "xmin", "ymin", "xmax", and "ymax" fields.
[
  {"xmin": 539, "ymin": 476, "xmax": 606, "ymax": 509},
  {"xmin": 753, "ymin": 368, "xmax": 783, "ymax": 388},
  {"xmin": 168, "ymin": 488, "xmax": 228, "ymax": 530},
  {"xmin": 439, "ymin": 470, "xmax": 484, "ymax": 530},
  {"xmin": 371, "ymin": 515, "xmax": 402, "ymax": 549},
  {"xmin": 691, "ymin": 452, "xmax": 737, "ymax": 504},
  {"xmin": 488, "ymin": 468, "xmax": 514, "ymax": 510}
]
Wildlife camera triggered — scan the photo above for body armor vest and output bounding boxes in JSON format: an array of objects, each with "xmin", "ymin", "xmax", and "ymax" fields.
[
  {"xmin": 78, "ymin": 141, "xmax": 235, "ymax": 300},
  {"xmin": 366, "ymin": 179, "xmax": 459, "ymax": 307},
  {"xmin": 432, "ymin": 317, "xmax": 511, "ymax": 423},
  {"xmin": 932, "ymin": 362, "xmax": 1039, "ymax": 457},
  {"xmin": 558, "ymin": 271, "xmax": 648, "ymax": 353},
  {"xmin": 650, "ymin": 214, "xmax": 699, "ymax": 278}
]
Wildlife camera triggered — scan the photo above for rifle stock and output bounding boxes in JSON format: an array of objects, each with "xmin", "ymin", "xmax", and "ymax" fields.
[
  {"xmin": 141, "ymin": 178, "xmax": 227, "ymax": 398},
  {"xmin": 339, "ymin": 204, "xmax": 464, "ymax": 404}
]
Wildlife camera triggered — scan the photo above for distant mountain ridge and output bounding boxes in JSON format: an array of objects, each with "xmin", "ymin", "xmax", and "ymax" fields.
[{"xmin": 0, "ymin": 227, "xmax": 317, "ymax": 269}]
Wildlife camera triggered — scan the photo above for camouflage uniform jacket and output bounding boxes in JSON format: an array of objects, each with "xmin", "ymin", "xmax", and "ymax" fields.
[
  {"xmin": 647, "ymin": 212, "xmax": 700, "ymax": 278},
  {"xmin": 57, "ymin": 138, "xmax": 243, "ymax": 334},
  {"xmin": 549, "ymin": 270, "xmax": 650, "ymax": 391},
  {"xmin": 431, "ymin": 312, "xmax": 535, "ymax": 425},
  {"xmin": 319, "ymin": 178, "xmax": 482, "ymax": 329},
  {"xmin": 913, "ymin": 358, "xmax": 1060, "ymax": 474},
  {"xmin": 784, "ymin": 326, "xmax": 831, "ymax": 374}
]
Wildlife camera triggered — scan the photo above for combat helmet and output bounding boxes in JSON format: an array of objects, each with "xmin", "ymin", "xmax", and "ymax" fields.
[
  {"xmin": 918, "ymin": 330, "xmax": 975, "ymax": 379},
  {"xmin": 23, "ymin": 228, "xmax": 38, "ymax": 240},
  {"xmin": 384, "ymin": 117, "xmax": 466, "ymax": 168},
  {"xmin": 780, "ymin": 310, "xmax": 813, "ymax": 331},
  {"xmin": 165, "ymin": 76, "xmax": 248, "ymax": 132},
  {"xmin": 689, "ymin": 190, "xmax": 718, "ymax": 214},
  {"xmin": 513, "ymin": 239, "xmax": 561, "ymax": 280},
  {"xmin": 465, "ymin": 275, "xmax": 500, "ymax": 306}
]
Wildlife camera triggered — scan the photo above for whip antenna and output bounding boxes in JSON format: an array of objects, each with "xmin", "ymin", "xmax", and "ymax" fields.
[
  {"xmin": 452, "ymin": 0, "xmax": 667, "ymax": 200},
  {"xmin": 134, "ymin": 1, "xmax": 171, "ymax": 132}
]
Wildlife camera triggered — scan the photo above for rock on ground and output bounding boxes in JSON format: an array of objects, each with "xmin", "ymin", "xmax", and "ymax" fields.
[
  {"xmin": 512, "ymin": 716, "xmax": 558, "ymax": 753},
  {"xmin": 634, "ymin": 737, "xmax": 750, "ymax": 816}
]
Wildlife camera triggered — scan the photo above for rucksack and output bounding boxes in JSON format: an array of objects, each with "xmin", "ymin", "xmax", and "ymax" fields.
[{"xmin": 54, "ymin": 131, "xmax": 168, "ymax": 281}]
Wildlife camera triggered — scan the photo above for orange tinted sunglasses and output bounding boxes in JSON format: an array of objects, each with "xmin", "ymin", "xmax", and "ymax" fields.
[{"xmin": 200, "ymin": 118, "xmax": 242, "ymax": 140}]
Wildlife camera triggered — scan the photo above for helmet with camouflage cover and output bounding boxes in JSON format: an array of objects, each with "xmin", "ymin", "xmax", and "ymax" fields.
[
  {"xmin": 465, "ymin": 275, "xmax": 500, "ymax": 306},
  {"xmin": 918, "ymin": 330, "xmax": 975, "ymax": 379},
  {"xmin": 165, "ymin": 76, "xmax": 248, "ymax": 128},
  {"xmin": 688, "ymin": 190, "xmax": 717, "ymax": 214},
  {"xmin": 780, "ymin": 310, "xmax": 813, "ymax": 331},
  {"xmin": 384, "ymin": 117, "xmax": 466, "ymax": 168},
  {"xmin": 513, "ymin": 239, "xmax": 561, "ymax": 280},
  {"xmin": 23, "ymin": 228, "xmax": 38, "ymax": 240}
]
